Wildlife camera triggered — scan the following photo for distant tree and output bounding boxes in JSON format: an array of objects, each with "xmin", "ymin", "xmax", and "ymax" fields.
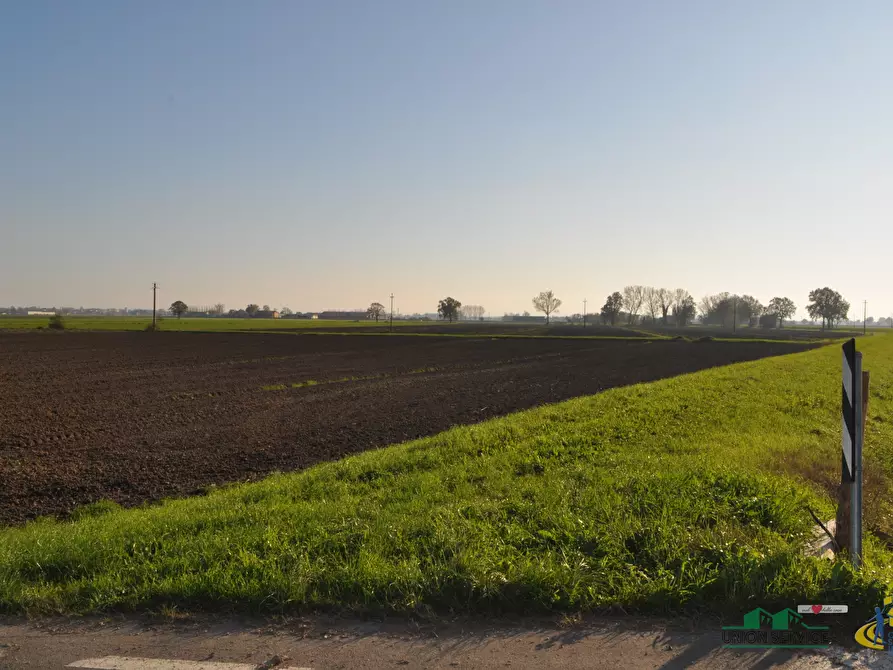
[
  {"xmin": 673, "ymin": 289, "xmax": 695, "ymax": 326},
  {"xmin": 698, "ymin": 293, "xmax": 727, "ymax": 326},
  {"xmin": 169, "ymin": 301, "xmax": 188, "ymax": 319},
  {"xmin": 807, "ymin": 288, "xmax": 849, "ymax": 330},
  {"xmin": 643, "ymin": 287, "xmax": 661, "ymax": 324},
  {"xmin": 657, "ymin": 288, "xmax": 673, "ymax": 325},
  {"xmin": 737, "ymin": 295, "xmax": 763, "ymax": 325},
  {"xmin": 766, "ymin": 297, "xmax": 796, "ymax": 328},
  {"xmin": 367, "ymin": 302, "xmax": 385, "ymax": 322},
  {"xmin": 622, "ymin": 285, "xmax": 645, "ymax": 325},
  {"xmin": 48, "ymin": 313, "xmax": 67, "ymax": 330},
  {"xmin": 523, "ymin": 310, "xmax": 531, "ymax": 317},
  {"xmin": 601, "ymin": 292, "xmax": 624, "ymax": 326},
  {"xmin": 459, "ymin": 304, "xmax": 485, "ymax": 321},
  {"xmin": 437, "ymin": 297, "xmax": 462, "ymax": 323},
  {"xmin": 246, "ymin": 304, "xmax": 260, "ymax": 316},
  {"xmin": 698, "ymin": 294, "xmax": 716, "ymax": 323},
  {"xmin": 866, "ymin": 316, "xmax": 875, "ymax": 325},
  {"xmin": 262, "ymin": 304, "xmax": 271, "ymax": 312},
  {"xmin": 532, "ymin": 290, "xmax": 562, "ymax": 325}
]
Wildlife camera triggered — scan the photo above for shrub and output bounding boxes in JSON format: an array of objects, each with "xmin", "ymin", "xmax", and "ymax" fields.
[{"xmin": 48, "ymin": 314, "xmax": 66, "ymax": 330}]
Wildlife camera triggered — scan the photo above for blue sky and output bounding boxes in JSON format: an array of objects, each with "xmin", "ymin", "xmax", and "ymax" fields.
[{"xmin": 3, "ymin": 1, "xmax": 891, "ymax": 318}]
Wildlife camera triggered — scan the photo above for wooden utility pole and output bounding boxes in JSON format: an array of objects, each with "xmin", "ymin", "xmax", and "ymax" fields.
[
  {"xmin": 583, "ymin": 298, "xmax": 587, "ymax": 329},
  {"xmin": 152, "ymin": 283, "xmax": 158, "ymax": 329}
]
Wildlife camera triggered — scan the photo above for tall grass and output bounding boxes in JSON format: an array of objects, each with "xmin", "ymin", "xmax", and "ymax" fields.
[{"xmin": 1, "ymin": 337, "xmax": 891, "ymax": 616}]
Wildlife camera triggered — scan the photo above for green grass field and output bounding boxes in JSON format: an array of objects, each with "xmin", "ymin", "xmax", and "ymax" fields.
[
  {"xmin": 0, "ymin": 316, "xmax": 834, "ymax": 343},
  {"xmin": 0, "ymin": 316, "xmax": 422, "ymax": 331},
  {"xmin": 1, "ymin": 336, "xmax": 891, "ymax": 617}
]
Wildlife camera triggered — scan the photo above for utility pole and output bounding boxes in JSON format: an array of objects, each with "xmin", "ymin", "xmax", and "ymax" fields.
[
  {"xmin": 863, "ymin": 300, "xmax": 867, "ymax": 335},
  {"xmin": 152, "ymin": 283, "xmax": 158, "ymax": 329},
  {"xmin": 389, "ymin": 293, "xmax": 394, "ymax": 333},
  {"xmin": 583, "ymin": 298, "xmax": 587, "ymax": 329}
]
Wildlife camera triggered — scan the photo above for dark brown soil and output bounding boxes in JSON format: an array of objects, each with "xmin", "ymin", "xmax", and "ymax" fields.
[{"xmin": 0, "ymin": 332, "xmax": 816, "ymax": 526}]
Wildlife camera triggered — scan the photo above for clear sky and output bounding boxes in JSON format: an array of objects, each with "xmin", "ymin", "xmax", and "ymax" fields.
[{"xmin": 3, "ymin": 1, "xmax": 891, "ymax": 318}]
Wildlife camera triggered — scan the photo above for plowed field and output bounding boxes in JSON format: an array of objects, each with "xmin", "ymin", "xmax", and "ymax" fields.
[{"xmin": 0, "ymin": 332, "xmax": 814, "ymax": 525}]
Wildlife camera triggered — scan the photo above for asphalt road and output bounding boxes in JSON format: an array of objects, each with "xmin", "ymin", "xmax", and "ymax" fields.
[{"xmin": 2, "ymin": 615, "xmax": 890, "ymax": 670}]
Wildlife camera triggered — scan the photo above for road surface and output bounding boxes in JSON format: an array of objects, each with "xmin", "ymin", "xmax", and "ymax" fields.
[{"xmin": 2, "ymin": 614, "xmax": 891, "ymax": 669}]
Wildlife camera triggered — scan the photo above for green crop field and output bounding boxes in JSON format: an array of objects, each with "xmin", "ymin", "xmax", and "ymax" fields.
[
  {"xmin": 1, "ymin": 335, "xmax": 891, "ymax": 617},
  {"xmin": 0, "ymin": 316, "xmax": 423, "ymax": 331}
]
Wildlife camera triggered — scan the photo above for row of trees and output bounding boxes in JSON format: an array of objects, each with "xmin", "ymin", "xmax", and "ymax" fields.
[
  {"xmin": 695, "ymin": 293, "xmax": 796, "ymax": 328},
  {"xmin": 599, "ymin": 288, "xmax": 697, "ymax": 326},
  {"xmin": 493, "ymin": 286, "xmax": 852, "ymax": 330},
  {"xmin": 167, "ymin": 286, "xmax": 856, "ymax": 330},
  {"xmin": 225, "ymin": 304, "xmax": 292, "ymax": 318}
]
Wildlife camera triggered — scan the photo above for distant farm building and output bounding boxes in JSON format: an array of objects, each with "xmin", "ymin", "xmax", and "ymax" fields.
[
  {"xmin": 256, "ymin": 310, "xmax": 280, "ymax": 319},
  {"xmin": 27, "ymin": 311, "xmax": 56, "ymax": 316},
  {"xmin": 759, "ymin": 314, "xmax": 778, "ymax": 328}
]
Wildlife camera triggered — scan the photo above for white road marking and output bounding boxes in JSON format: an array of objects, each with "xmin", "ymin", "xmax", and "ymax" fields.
[{"xmin": 68, "ymin": 657, "xmax": 311, "ymax": 670}]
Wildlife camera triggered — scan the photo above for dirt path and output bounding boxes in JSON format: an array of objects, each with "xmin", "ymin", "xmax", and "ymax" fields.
[{"xmin": 0, "ymin": 614, "xmax": 886, "ymax": 669}]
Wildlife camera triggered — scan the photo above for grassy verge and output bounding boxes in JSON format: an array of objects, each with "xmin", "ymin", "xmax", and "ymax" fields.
[{"xmin": 1, "ymin": 338, "xmax": 892, "ymax": 617}]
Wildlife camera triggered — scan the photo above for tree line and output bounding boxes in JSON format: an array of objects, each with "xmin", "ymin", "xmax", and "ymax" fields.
[{"xmin": 164, "ymin": 285, "xmax": 859, "ymax": 330}]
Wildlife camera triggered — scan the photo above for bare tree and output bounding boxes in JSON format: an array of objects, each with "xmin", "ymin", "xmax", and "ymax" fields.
[
  {"xmin": 367, "ymin": 302, "xmax": 386, "ymax": 322},
  {"xmin": 644, "ymin": 287, "xmax": 660, "ymax": 324},
  {"xmin": 211, "ymin": 303, "xmax": 226, "ymax": 316},
  {"xmin": 673, "ymin": 289, "xmax": 694, "ymax": 326},
  {"xmin": 622, "ymin": 285, "xmax": 645, "ymax": 325},
  {"xmin": 532, "ymin": 290, "xmax": 562, "ymax": 324},
  {"xmin": 467, "ymin": 304, "xmax": 485, "ymax": 321},
  {"xmin": 657, "ymin": 288, "xmax": 673, "ymax": 325}
]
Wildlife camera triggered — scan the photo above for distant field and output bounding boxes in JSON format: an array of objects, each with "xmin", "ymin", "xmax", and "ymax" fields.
[
  {"xmin": 0, "ymin": 316, "xmax": 426, "ymax": 331},
  {"xmin": 0, "ymin": 315, "xmax": 855, "ymax": 341},
  {"xmin": 637, "ymin": 324, "xmax": 859, "ymax": 341}
]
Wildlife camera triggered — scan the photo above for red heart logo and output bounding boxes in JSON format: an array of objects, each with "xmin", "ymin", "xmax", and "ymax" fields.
[{"xmin": 812, "ymin": 605, "xmax": 822, "ymax": 614}]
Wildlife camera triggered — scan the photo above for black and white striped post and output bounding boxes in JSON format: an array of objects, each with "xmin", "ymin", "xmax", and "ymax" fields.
[{"xmin": 841, "ymin": 338, "xmax": 863, "ymax": 567}]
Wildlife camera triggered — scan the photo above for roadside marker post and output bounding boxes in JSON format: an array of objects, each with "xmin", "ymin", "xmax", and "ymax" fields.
[{"xmin": 836, "ymin": 338, "xmax": 868, "ymax": 568}]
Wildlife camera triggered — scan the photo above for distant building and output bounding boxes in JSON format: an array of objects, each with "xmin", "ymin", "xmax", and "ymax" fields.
[
  {"xmin": 759, "ymin": 314, "xmax": 778, "ymax": 329},
  {"xmin": 255, "ymin": 310, "xmax": 280, "ymax": 319},
  {"xmin": 27, "ymin": 310, "xmax": 56, "ymax": 316}
]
